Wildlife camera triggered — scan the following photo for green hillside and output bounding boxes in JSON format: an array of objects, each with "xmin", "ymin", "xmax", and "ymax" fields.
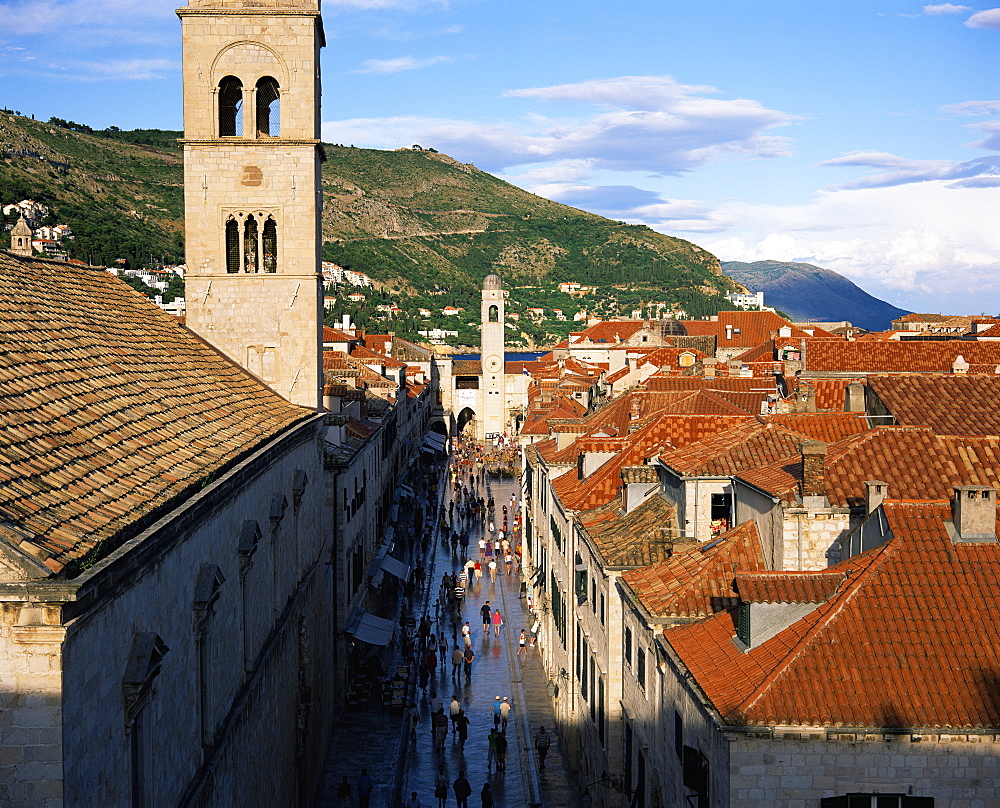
[{"xmin": 0, "ymin": 113, "xmax": 739, "ymax": 345}]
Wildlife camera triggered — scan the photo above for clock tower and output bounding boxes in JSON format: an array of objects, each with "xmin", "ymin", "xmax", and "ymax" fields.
[{"xmin": 481, "ymin": 274, "xmax": 505, "ymax": 442}]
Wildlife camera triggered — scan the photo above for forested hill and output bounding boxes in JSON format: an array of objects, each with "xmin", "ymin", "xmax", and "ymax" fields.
[{"xmin": 0, "ymin": 113, "xmax": 740, "ymax": 336}]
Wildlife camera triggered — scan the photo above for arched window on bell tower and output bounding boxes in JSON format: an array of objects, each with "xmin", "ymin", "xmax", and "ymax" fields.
[
  {"xmin": 218, "ymin": 76, "xmax": 244, "ymax": 137},
  {"xmin": 256, "ymin": 77, "xmax": 280, "ymax": 137},
  {"xmin": 489, "ymin": 305, "xmax": 499, "ymax": 323},
  {"xmin": 244, "ymin": 216, "xmax": 259, "ymax": 273},
  {"xmin": 225, "ymin": 218, "xmax": 240, "ymax": 273},
  {"xmin": 262, "ymin": 217, "xmax": 277, "ymax": 273}
]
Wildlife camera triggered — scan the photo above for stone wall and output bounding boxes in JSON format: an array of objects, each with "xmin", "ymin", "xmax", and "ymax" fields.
[
  {"xmin": 729, "ymin": 734, "xmax": 1000, "ymax": 807},
  {"xmin": 52, "ymin": 420, "xmax": 333, "ymax": 807}
]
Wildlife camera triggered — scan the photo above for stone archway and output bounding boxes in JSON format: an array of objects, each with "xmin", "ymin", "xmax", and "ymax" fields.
[
  {"xmin": 456, "ymin": 407, "xmax": 477, "ymax": 434},
  {"xmin": 430, "ymin": 419, "xmax": 449, "ymax": 437}
]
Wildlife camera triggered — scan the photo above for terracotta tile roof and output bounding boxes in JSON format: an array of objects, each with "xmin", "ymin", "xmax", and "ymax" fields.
[
  {"xmin": 659, "ymin": 421, "xmax": 812, "ymax": 477},
  {"xmin": 645, "ymin": 375, "xmax": 769, "ymax": 393},
  {"xmin": 973, "ymin": 323, "xmax": 1000, "ymax": 338},
  {"xmin": 665, "ymin": 501, "xmax": 1000, "ymax": 729},
  {"xmin": 552, "ymin": 415, "xmax": 753, "ymax": 511},
  {"xmin": 351, "ymin": 345, "xmax": 407, "ymax": 368},
  {"xmin": 738, "ymin": 427, "xmax": 1000, "ymax": 507},
  {"xmin": 682, "ymin": 312, "xmax": 835, "ymax": 349},
  {"xmin": 866, "ymin": 373, "xmax": 1000, "ymax": 436},
  {"xmin": 577, "ymin": 493, "xmax": 678, "ymax": 567},
  {"xmin": 621, "ymin": 521, "xmax": 767, "ymax": 619},
  {"xmin": 764, "ymin": 413, "xmax": 868, "ymax": 443},
  {"xmin": 569, "ymin": 320, "xmax": 645, "ymax": 344},
  {"xmin": 0, "ymin": 253, "xmax": 310, "ymax": 577},
  {"xmin": 734, "ymin": 570, "xmax": 847, "ymax": 604},
  {"xmin": 452, "ymin": 359, "xmax": 482, "ymax": 375},
  {"xmin": 805, "ymin": 340, "xmax": 1000, "ymax": 373},
  {"xmin": 323, "ymin": 326, "xmax": 354, "ymax": 342},
  {"xmin": 794, "ymin": 377, "xmax": 853, "ymax": 411},
  {"xmin": 605, "ymin": 366, "xmax": 631, "ymax": 384}
]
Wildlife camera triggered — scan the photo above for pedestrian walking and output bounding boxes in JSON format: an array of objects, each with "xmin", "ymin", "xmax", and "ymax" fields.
[
  {"xmin": 462, "ymin": 622, "xmax": 472, "ymax": 644},
  {"xmin": 438, "ymin": 632, "xmax": 448, "ymax": 660},
  {"xmin": 473, "ymin": 560, "xmax": 482, "ymax": 583},
  {"xmin": 486, "ymin": 728, "xmax": 498, "ymax": 771},
  {"xmin": 504, "ymin": 552, "xmax": 513, "ymax": 576},
  {"xmin": 453, "ymin": 772, "xmax": 472, "ymax": 808},
  {"xmin": 336, "ymin": 775, "xmax": 351, "ymax": 808},
  {"xmin": 356, "ymin": 768, "xmax": 374, "ymax": 808},
  {"xmin": 450, "ymin": 695, "xmax": 462, "ymax": 729},
  {"xmin": 499, "ymin": 697, "xmax": 511, "ymax": 731},
  {"xmin": 406, "ymin": 701, "xmax": 419, "ymax": 741},
  {"xmin": 534, "ymin": 726, "xmax": 552, "ymax": 769},
  {"xmin": 463, "ymin": 646, "xmax": 475, "ymax": 679},
  {"xmin": 491, "ymin": 696, "xmax": 502, "ymax": 729},
  {"xmin": 434, "ymin": 764, "xmax": 450, "ymax": 808},
  {"xmin": 480, "ymin": 602, "xmax": 491, "ymax": 635},
  {"xmin": 478, "ymin": 537, "xmax": 486, "ymax": 558},
  {"xmin": 492, "ymin": 609, "xmax": 503, "ymax": 637},
  {"xmin": 455, "ymin": 709, "xmax": 470, "ymax": 747},
  {"xmin": 406, "ymin": 792, "xmax": 423, "ymax": 808},
  {"xmin": 495, "ymin": 730, "xmax": 508, "ymax": 771},
  {"xmin": 487, "ymin": 558, "xmax": 497, "ymax": 583},
  {"xmin": 432, "ymin": 709, "xmax": 449, "ymax": 752},
  {"xmin": 480, "ymin": 782, "xmax": 495, "ymax": 808}
]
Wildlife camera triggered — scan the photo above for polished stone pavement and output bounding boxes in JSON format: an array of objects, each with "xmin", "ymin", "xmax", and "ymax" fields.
[{"xmin": 317, "ymin": 462, "xmax": 580, "ymax": 808}]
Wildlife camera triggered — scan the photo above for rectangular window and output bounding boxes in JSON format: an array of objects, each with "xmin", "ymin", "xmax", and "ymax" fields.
[
  {"xmin": 624, "ymin": 626, "xmax": 632, "ymax": 667},
  {"xmin": 581, "ymin": 636, "xmax": 589, "ymax": 701},
  {"xmin": 600, "ymin": 593, "xmax": 606, "ymax": 626},
  {"xmin": 637, "ymin": 647, "xmax": 646, "ymax": 691},
  {"xmin": 598, "ymin": 675, "xmax": 606, "ymax": 746},
  {"xmin": 575, "ymin": 625, "xmax": 582, "ymax": 682},
  {"xmin": 674, "ymin": 711, "xmax": 683, "ymax": 760},
  {"xmin": 589, "ymin": 657, "xmax": 596, "ymax": 721},
  {"xmin": 591, "ymin": 579, "xmax": 597, "ymax": 613}
]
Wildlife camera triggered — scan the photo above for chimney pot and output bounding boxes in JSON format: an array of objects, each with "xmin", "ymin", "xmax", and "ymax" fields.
[
  {"xmin": 864, "ymin": 480, "xmax": 889, "ymax": 514},
  {"xmin": 799, "ymin": 440, "xmax": 828, "ymax": 505},
  {"xmin": 952, "ymin": 486, "xmax": 997, "ymax": 542}
]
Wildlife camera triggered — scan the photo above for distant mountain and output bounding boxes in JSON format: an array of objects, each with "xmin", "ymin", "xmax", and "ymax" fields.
[{"xmin": 722, "ymin": 260, "xmax": 910, "ymax": 332}]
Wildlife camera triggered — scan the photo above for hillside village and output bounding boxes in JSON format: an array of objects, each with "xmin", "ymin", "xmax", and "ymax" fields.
[{"xmin": 2, "ymin": 0, "xmax": 1000, "ymax": 806}]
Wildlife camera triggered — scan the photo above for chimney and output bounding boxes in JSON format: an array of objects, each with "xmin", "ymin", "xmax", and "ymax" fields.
[
  {"xmin": 864, "ymin": 480, "xmax": 888, "ymax": 514},
  {"xmin": 845, "ymin": 381, "xmax": 866, "ymax": 412},
  {"xmin": 620, "ymin": 466, "xmax": 659, "ymax": 514},
  {"xmin": 952, "ymin": 486, "xmax": 997, "ymax": 542},
  {"xmin": 799, "ymin": 441, "xmax": 828, "ymax": 506},
  {"xmin": 725, "ymin": 324, "xmax": 733, "ymax": 341},
  {"xmin": 952, "ymin": 355, "xmax": 969, "ymax": 374},
  {"xmin": 703, "ymin": 357, "xmax": 718, "ymax": 378}
]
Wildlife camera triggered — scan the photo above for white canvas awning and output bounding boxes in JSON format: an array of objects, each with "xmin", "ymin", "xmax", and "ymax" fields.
[
  {"xmin": 421, "ymin": 432, "xmax": 447, "ymax": 453},
  {"xmin": 345, "ymin": 611, "xmax": 395, "ymax": 646},
  {"xmin": 380, "ymin": 555, "xmax": 410, "ymax": 582}
]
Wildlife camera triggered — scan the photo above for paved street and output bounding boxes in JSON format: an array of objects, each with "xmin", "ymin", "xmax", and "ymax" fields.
[{"xmin": 317, "ymin": 453, "xmax": 580, "ymax": 808}]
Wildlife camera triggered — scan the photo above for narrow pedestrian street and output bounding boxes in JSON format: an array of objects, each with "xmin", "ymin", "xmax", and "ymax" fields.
[{"xmin": 317, "ymin": 443, "xmax": 580, "ymax": 808}]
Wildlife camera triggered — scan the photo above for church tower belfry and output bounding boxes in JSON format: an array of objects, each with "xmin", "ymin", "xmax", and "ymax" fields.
[
  {"xmin": 176, "ymin": 0, "xmax": 324, "ymax": 409},
  {"xmin": 481, "ymin": 274, "xmax": 506, "ymax": 441}
]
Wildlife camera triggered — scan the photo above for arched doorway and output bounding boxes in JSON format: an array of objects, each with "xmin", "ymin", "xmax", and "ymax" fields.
[
  {"xmin": 430, "ymin": 420, "xmax": 449, "ymax": 437},
  {"xmin": 456, "ymin": 407, "xmax": 477, "ymax": 434}
]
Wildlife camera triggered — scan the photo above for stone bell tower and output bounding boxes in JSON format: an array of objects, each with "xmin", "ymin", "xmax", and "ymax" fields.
[
  {"xmin": 176, "ymin": 0, "xmax": 324, "ymax": 409},
  {"xmin": 481, "ymin": 273, "xmax": 506, "ymax": 441}
]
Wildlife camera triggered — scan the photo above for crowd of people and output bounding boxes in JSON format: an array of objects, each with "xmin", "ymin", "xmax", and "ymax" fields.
[{"xmin": 338, "ymin": 435, "xmax": 554, "ymax": 808}]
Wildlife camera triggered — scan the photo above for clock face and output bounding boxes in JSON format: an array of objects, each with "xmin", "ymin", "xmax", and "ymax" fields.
[{"xmin": 485, "ymin": 355, "xmax": 502, "ymax": 374}]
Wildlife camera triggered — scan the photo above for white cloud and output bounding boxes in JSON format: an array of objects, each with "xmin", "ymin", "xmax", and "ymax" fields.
[
  {"xmin": 701, "ymin": 181, "xmax": 1000, "ymax": 310},
  {"xmin": 324, "ymin": 74, "xmax": 796, "ymax": 176},
  {"xmin": 923, "ymin": 3, "xmax": 971, "ymax": 14},
  {"xmin": 0, "ymin": 0, "xmax": 174, "ymax": 36},
  {"xmin": 965, "ymin": 8, "xmax": 1000, "ymax": 28},
  {"xmin": 356, "ymin": 55, "xmax": 454, "ymax": 74},
  {"xmin": 942, "ymin": 99, "xmax": 1000, "ymax": 115},
  {"xmin": 817, "ymin": 150, "xmax": 1000, "ymax": 189}
]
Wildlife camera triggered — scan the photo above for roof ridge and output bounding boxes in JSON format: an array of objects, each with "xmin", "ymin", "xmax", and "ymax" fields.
[{"xmin": 733, "ymin": 545, "xmax": 891, "ymax": 717}]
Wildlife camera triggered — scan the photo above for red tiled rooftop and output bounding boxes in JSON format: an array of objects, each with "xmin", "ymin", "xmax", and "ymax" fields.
[
  {"xmin": 806, "ymin": 340, "xmax": 1000, "ymax": 373},
  {"xmin": 0, "ymin": 253, "xmax": 310, "ymax": 576},
  {"xmin": 621, "ymin": 521, "xmax": 767, "ymax": 619},
  {"xmin": 866, "ymin": 374, "xmax": 1000, "ymax": 436},
  {"xmin": 666, "ymin": 501, "xmax": 1000, "ymax": 729}
]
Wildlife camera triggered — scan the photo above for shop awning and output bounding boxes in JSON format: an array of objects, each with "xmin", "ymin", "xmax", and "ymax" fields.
[
  {"xmin": 421, "ymin": 432, "xmax": 447, "ymax": 453},
  {"xmin": 345, "ymin": 611, "xmax": 395, "ymax": 646},
  {"xmin": 380, "ymin": 555, "xmax": 410, "ymax": 582}
]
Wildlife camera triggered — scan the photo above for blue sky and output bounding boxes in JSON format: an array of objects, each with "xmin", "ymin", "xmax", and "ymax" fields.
[{"xmin": 1, "ymin": 0, "xmax": 998, "ymax": 315}]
